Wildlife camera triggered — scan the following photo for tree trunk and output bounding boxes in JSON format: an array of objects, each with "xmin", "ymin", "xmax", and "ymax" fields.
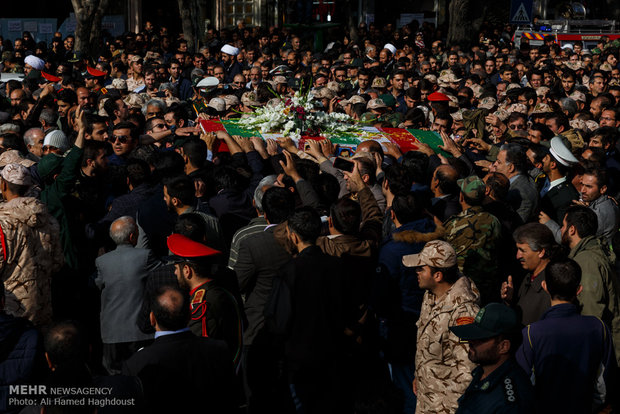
[
  {"xmin": 178, "ymin": 0, "xmax": 200, "ymax": 52},
  {"xmin": 71, "ymin": 0, "xmax": 110, "ymax": 57},
  {"xmin": 447, "ymin": 0, "xmax": 473, "ymax": 49}
]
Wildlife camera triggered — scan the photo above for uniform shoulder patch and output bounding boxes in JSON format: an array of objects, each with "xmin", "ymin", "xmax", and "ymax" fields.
[
  {"xmin": 456, "ymin": 316, "xmax": 475, "ymax": 325},
  {"xmin": 191, "ymin": 289, "xmax": 205, "ymax": 305},
  {"xmin": 503, "ymin": 377, "xmax": 517, "ymax": 403}
]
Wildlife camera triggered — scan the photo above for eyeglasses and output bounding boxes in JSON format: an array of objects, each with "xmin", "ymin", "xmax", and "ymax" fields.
[
  {"xmin": 152, "ymin": 123, "xmax": 167, "ymax": 129},
  {"xmin": 42, "ymin": 145, "xmax": 56, "ymax": 152},
  {"xmin": 108, "ymin": 135, "xmax": 131, "ymax": 144},
  {"xmin": 508, "ymin": 123, "xmax": 526, "ymax": 130}
]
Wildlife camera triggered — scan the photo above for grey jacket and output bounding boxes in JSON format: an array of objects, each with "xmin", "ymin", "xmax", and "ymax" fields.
[
  {"xmin": 95, "ymin": 244, "xmax": 160, "ymax": 343},
  {"xmin": 508, "ymin": 174, "xmax": 539, "ymax": 222}
]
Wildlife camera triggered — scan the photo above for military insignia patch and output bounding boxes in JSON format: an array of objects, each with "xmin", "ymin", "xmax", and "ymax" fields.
[
  {"xmin": 456, "ymin": 316, "xmax": 475, "ymax": 325},
  {"xmin": 191, "ymin": 289, "xmax": 205, "ymax": 305}
]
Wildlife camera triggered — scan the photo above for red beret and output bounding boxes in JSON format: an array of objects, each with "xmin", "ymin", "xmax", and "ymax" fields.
[
  {"xmin": 167, "ymin": 234, "xmax": 221, "ymax": 259},
  {"xmin": 428, "ymin": 92, "xmax": 451, "ymax": 102},
  {"xmin": 41, "ymin": 71, "xmax": 61, "ymax": 83},
  {"xmin": 86, "ymin": 66, "xmax": 107, "ymax": 78}
]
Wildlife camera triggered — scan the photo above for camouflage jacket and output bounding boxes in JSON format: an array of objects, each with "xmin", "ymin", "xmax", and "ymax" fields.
[
  {"xmin": 416, "ymin": 276, "xmax": 480, "ymax": 414},
  {"xmin": 0, "ymin": 197, "xmax": 64, "ymax": 326},
  {"xmin": 444, "ymin": 206, "xmax": 501, "ymax": 303}
]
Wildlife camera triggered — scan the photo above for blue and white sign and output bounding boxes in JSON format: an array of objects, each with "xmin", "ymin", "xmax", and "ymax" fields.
[{"xmin": 510, "ymin": 0, "xmax": 533, "ymax": 24}]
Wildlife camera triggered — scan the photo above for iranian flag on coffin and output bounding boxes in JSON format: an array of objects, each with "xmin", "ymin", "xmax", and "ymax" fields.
[{"xmin": 380, "ymin": 128, "xmax": 419, "ymax": 152}]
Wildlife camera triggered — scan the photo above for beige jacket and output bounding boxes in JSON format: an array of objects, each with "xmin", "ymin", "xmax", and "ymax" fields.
[
  {"xmin": 415, "ymin": 275, "xmax": 480, "ymax": 414},
  {"xmin": 0, "ymin": 197, "xmax": 64, "ymax": 326}
]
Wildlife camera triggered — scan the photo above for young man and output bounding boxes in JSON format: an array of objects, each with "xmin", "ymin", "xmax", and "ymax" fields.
[
  {"xmin": 403, "ymin": 240, "xmax": 480, "ymax": 414},
  {"xmin": 516, "ymin": 259, "xmax": 616, "ymax": 413}
]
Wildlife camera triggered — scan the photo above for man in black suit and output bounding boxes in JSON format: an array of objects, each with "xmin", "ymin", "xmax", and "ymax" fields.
[
  {"xmin": 278, "ymin": 207, "xmax": 346, "ymax": 414},
  {"xmin": 234, "ymin": 187, "xmax": 295, "ymax": 413},
  {"xmin": 429, "ymin": 164, "xmax": 461, "ymax": 222},
  {"xmin": 123, "ymin": 286, "xmax": 235, "ymax": 413}
]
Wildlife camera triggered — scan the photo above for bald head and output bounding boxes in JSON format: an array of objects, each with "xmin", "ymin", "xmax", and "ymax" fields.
[
  {"xmin": 109, "ymin": 216, "xmax": 137, "ymax": 245},
  {"xmin": 432, "ymin": 165, "xmax": 459, "ymax": 196},
  {"xmin": 150, "ymin": 286, "xmax": 189, "ymax": 331}
]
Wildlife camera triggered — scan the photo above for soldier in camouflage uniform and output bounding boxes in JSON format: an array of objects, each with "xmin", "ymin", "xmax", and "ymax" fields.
[
  {"xmin": 403, "ymin": 240, "xmax": 480, "ymax": 414},
  {"xmin": 444, "ymin": 176, "xmax": 501, "ymax": 304}
]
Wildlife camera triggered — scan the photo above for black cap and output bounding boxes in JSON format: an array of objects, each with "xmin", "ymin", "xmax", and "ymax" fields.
[{"xmin": 449, "ymin": 303, "xmax": 518, "ymax": 340}]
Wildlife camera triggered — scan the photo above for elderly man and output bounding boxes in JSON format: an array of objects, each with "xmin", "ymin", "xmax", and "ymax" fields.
[
  {"xmin": 95, "ymin": 216, "xmax": 160, "ymax": 374},
  {"xmin": 0, "ymin": 163, "xmax": 63, "ymax": 326}
]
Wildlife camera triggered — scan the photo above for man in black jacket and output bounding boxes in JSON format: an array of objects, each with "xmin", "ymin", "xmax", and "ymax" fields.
[
  {"xmin": 123, "ymin": 286, "xmax": 235, "ymax": 413},
  {"xmin": 278, "ymin": 207, "xmax": 346, "ymax": 414}
]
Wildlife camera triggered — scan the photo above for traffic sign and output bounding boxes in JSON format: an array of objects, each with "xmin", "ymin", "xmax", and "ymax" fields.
[{"xmin": 510, "ymin": 0, "xmax": 533, "ymax": 24}]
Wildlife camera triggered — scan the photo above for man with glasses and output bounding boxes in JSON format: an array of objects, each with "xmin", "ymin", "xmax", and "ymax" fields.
[
  {"xmin": 107, "ymin": 122, "xmax": 138, "ymax": 166},
  {"xmin": 231, "ymin": 74, "xmax": 247, "ymax": 90}
]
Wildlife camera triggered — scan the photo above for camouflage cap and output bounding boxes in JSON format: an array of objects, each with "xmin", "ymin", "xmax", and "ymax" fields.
[
  {"xmin": 371, "ymin": 77, "xmax": 387, "ymax": 88},
  {"xmin": 564, "ymin": 61, "xmax": 583, "ymax": 71},
  {"xmin": 207, "ymin": 97, "xmax": 226, "ymax": 112},
  {"xmin": 0, "ymin": 150, "xmax": 36, "ymax": 169},
  {"xmin": 327, "ymin": 81, "xmax": 342, "ymax": 93},
  {"xmin": 599, "ymin": 62, "xmax": 613, "ymax": 72},
  {"xmin": 340, "ymin": 95, "xmax": 366, "ymax": 106},
  {"xmin": 111, "ymin": 78, "xmax": 127, "ymax": 90},
  {"xmin": 458, "ymin": 175, "xmax": 486, "ymax": 201},
  {"xmin": 531, "ymin": 103, "xmax": 553, "ymax": 114},
  {"xmin": 569, "ymin": 90, "xmax": 586, "ymax": 103},
  {"xmin": 478, "ymin": 97, "xmax": 497, "ymax": 110},
  {"xmin": 506, "ymin": 83, "xmax": 522, "ymax": 91},
  {"xmin": 313, "ymin": 87, "xmax": 335, "ymax": 99},
  {"xmin": 535, "ymin": 86, "xmax": 550, "ymax": 97},
  {"xmin": 469, "ymin": 84, "xmax": 483, "ymax": 98},
  {"xmin": 241, "ymin": 91, "xmax": 260, "ymax": 106},
  {"xmin": 1, "ymin": 163, "xmax": 33, "ymax": 186},
  {"xmin": 124, "ymin": 93, "xmax": 146, "ymax": 109},
  {"xmin": 402, "ymin": 240, "xmax": 457, "ymax": 268},
  {"xmin": 424, "ymin": 74, "xmax": 438, "ymax": 84},
  {"xmin": 506, "ymin": 103, "xmax": 528, "ymax": 115},
  {"xmin": 273, "ymin": 75, "xmax": 287, "ymax": 85},
  {"xmin": 221, "ymin": 94, "xmax": 240, "ymax": 110},
  {"xmin": 367, "ymin": 98, "xmax": 387, "ymax": 110}
]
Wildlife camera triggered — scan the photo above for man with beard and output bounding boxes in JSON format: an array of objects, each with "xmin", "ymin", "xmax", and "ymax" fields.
[
  {"xmin": 162, "ymin": 175, "xmax": 224, "ymax": 253},
  {"xmin": 450, "ymin": 303, "xmax": 534, "ymax": 413},
  {"xmin": 169, "ymin": 233, "xmax": 243, "ymax": 369}
]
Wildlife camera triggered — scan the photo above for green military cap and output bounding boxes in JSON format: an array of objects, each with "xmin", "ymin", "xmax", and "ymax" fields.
[{"xmin": 458, "ymin": 175, "xmax": 486, "ymax": 201}]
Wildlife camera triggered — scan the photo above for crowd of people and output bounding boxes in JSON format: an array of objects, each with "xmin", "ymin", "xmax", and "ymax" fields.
[{"xmin": 0, "ymin": 16, "xmax": 620, "ymax": 414}]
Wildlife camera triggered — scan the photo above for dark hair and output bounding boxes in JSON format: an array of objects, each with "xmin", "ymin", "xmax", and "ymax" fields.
[
  {"xmin": 355, "ymin": 157, "xmax": 376, "ymax": 185},
  {"xmin": 182, "ymin": 139, "xmax": 208, "ymax": 168},
  {"xmin": 591, "ymin": 127, "xmax": 619, "ymax": 149},
  {"xmin": 262, "ymin": 186, "xmax": 295, "ymax": 224},
  {"xmin": 582, "ymin": 168, "xmax": 607, "ymax": 188},
  {"xmin": 330, "ymin": 197, "xmax": 361, "ymax": 235},
  {"xmin": 287, "ymin": 207, "xmax": 322, "ymax": 244},
  {"xmin": 545, "ymin": 258, "xmax": 581, "ymax": 301},
  {"xmin": 126, "ymin": 158, "xmax": 150, "ymax": 188},
  {"xmin": 384, "ymin": 164, "xmax": 413, "ymax": 196},
  {"xmin": 391, "ymin": 192, "xmax": 423, "ymax": 224},
  {"xmin": 174, "ymin": 213, "xmax": 207, "ymax": 242},
  {"xmin": 485, "ymin": 172, "xmax": 510, "ymax": 201},
  {"xmin": 402, "ymin": 151, "xmax": 428, "ymax": 184},
  {"xmin": 501, "ymin": 143, "xmax": 530, "ymax": 174},
  {"xmin": 113, "ymin": 121, "xmax": 139, "ymax": 141},
  {"xmin": 513, "ymin": 223, "xmax": 557, "ymax": 259},
  {"xmin": 563, "ymin": 205, "xmax": 598, "ymax": 238},
  {"xmin": 81, "ymin": 140, "xmax": 108, "ymax": 168},
  {"xmin": 44, "ymin": 320, "xmax": 87, "ymax": 368},
  {"xmin": 150, "ymin": 286, "xmax": 190, "ymax": 331},
  {"xmin": 149, "ymin": 150, "xmax": 185, "ymax": 181},
  {"xmin": 56, "ymin": 88, "xmax": 77, "ymax": 106},
  {"xmin": 429, "ymin": 264, "xmax": 459, "ymax": 284},
  {"xmin": 519, "ymin": 87, "xmax": 537, "ymax": 104},
  {"xmin": 164, "ymin": 175, "xmax": 196, "ymax": 206},
  {"xmin": 529, "ymin": 123, "xmax": 554, "ymax": 142},
  {"xmin": 83, "ymin": 113, "xmax": 108, "ymax": 135}
]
